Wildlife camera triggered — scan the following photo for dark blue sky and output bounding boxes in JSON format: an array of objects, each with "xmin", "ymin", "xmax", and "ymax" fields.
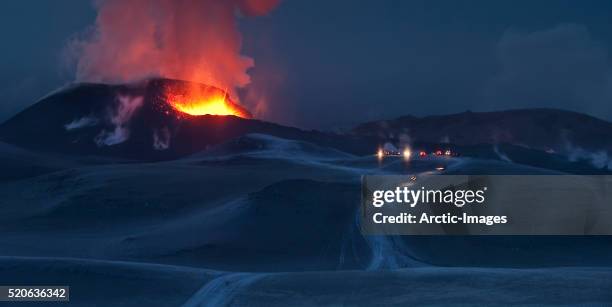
[{"xmin": 2, "ymin": 0, "xmax": 612, "ymax": 129}]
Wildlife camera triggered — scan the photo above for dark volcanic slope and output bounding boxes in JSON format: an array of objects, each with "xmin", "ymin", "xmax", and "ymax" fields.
[
  {"xmin": 352, "ymin": 109, "xmax": 612, "ymax": 154},
  {"xmin": 0, "ymin": 79, "xmax": 373, "ymax": 160},
  {"xmin": 4, "ymin": 79, "xmax": 611, "ymax": 162}
]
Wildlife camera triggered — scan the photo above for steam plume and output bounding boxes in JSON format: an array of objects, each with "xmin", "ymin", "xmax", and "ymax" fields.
[
  {"xmin": 64, "ymin": 116, "xmax": 99, "ymax": 131},
  {"xmin": 153, "ymin": 127, "xmax": 171, "ymax": 150},
  {"xmin": 70, "ymin": 0, "xmax": 280, "ymax": 98},
  {"xmin": 95, "ymin": 94, "xmax": 143, "ymax": 146}
]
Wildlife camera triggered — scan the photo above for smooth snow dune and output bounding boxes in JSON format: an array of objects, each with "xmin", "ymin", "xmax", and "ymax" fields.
[
  {"xmin": 1, "ymin": 257, "xmax": 610, "ymax": 306},
  {"xmin": 0, "ymin": 141, "xmax": 77, "ymax": 181},
  {"xmin": 67, "ymin": 179, "xmax": 376, "ymax": 272},
  {"xmin": 186, "ymin": 133, "xmax": 390, "ymax": 176},
  {"xmin": 193, "ymin": 133, "xmax": 356, "ymax": 161},
  {"xmin": 183, "ymin": 272, "xmax": 268, "ymax": 307},
  {"xmin": 2, "ymin": 134, "xmax": 612, "ymax": 281},
  {"xmin": 0, "ymin": 256, "xmax": 215, "ymax": 307},
  {"xmin": 232, "ymin": 267, "xmax": 612, "ymax": 306},
  {"xmin": 0, "ymin": 149, "xmax": 383, "ymax": 271},
  {"xmin": 0, "ymin": 155, "xmax": 359, "ymax": 231},
  {"xmin": 444, "ymin": 157, "xmax": 565, "ymax": 175},
  {"xmin": 2, "ymin": 144, "xmax": 612, "ymax": 270}
]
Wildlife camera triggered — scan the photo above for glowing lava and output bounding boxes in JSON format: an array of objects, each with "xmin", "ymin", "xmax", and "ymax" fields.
[{"xmin": 164, "ymin": 84, "xmax": 252, "ymax": 118}]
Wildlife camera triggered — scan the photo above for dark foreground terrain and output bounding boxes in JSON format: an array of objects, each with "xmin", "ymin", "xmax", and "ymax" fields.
[{"xmin": 1, "ymin": 80, "xmax": 611, "ymax": 306}]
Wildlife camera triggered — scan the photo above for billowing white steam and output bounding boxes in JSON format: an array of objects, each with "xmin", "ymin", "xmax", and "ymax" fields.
[
  {"xmin": 95, "ymin": 95, "xmax": 143, "ymax": 146},
  {"xmin": 566, "ymin": 145, "xmax": 612, "ymax": 170},
  {"xmin": 64, "ymin": 116, "xmax": 99, "ymax": 130},
  {"xmin": 493, "ymin": 144, "xmax": 512, "ymax": 163},
  {"xmin": 153, "ymin": 127, "xmax": 171, "ymax": 150}
]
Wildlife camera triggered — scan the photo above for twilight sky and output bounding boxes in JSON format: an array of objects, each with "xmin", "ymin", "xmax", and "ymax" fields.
[{"xmin": 2, "ymin": 0, "xmax": 612, "ymax": 129}]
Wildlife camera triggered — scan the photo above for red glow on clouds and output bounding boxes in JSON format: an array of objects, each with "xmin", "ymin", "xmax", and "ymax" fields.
[{"xmin": 70, "ymin": 0, "xmax": 280, "ymax": 115}]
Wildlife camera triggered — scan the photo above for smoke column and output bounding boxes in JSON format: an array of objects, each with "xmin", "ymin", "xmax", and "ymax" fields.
[{"xmin": 70, "ymin": 0, "xmax": 279, "ymax": 98}]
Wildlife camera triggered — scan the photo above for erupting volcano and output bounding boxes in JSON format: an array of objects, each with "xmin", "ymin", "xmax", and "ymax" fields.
[
  {"xmin": 69, "ymin": 0, "xmax": 280, "ymax": 122},
  {"xmin": 164, "ymin": 83, "xmax": 252, "ymax": 118}
]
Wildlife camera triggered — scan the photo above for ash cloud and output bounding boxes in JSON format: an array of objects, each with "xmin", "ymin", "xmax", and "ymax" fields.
[{"xmin": 68, "ymin": 0, "xmax": 280, "ymax": 99}]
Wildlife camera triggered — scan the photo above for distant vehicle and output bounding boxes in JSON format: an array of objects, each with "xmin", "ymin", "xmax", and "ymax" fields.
[
  {"xmin": 383, "ymin": 150, "xmax": 401, "ymax": 156},
  {"xmin": 377, "ymin": 148, "xmax": 411, "ymax": 160},
  {"xmin": 377, "ymin": 147, "xmax": 461, "ymax": 160},
  {"xmin": 414, "ymin": 149, "xmax": 459, "ymax": 158}
]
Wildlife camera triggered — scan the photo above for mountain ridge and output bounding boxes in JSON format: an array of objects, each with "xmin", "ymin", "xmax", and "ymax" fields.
[{"xmin": 351, "ymin": 108, "xmax": 612, "ymax": 154}]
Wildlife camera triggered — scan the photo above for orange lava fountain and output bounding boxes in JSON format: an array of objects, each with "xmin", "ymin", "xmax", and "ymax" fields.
[{"xmin": 164, "ymin": 84, "xmax": 252, "ymax": 118}]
